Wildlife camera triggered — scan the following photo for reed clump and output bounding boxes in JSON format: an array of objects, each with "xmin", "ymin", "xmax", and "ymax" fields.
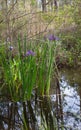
[{"xmin": 0, "ymin": 37, "xmax": 59, "ymax": 101}]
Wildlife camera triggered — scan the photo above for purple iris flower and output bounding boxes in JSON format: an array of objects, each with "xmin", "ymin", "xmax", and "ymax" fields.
[
  {"xmin": 25, "ymin": 50, "xmax": 35, "ymax": 56},
  {"xmin": 9, "ymin": 46, "xmax": 14, "ymax": 51},
  {"xmin": 48, "ymin": 34, "xmax": 59, "ymax": 41}
]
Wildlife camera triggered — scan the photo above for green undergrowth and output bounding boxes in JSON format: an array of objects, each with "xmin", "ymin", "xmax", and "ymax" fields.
[{"xmin": 0, "ymin": 38, "xmax": 58, "ymax": 101}]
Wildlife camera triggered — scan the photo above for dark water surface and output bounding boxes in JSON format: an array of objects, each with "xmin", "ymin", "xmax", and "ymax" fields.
[{"xmin": 0, "ymin": 68, "xmax": 81, "ymax": 130}]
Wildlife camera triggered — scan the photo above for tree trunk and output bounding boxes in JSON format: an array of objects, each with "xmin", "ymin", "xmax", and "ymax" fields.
[{"xmin": 41, "ymin": 0, "xmax": 46, "ymax": 12}]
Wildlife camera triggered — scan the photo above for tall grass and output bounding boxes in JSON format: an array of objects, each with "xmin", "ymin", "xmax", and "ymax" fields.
[
  {"xmin": 0, "ymin": 38, "xmax": 57, "ymax": 101},
  {"xmin": 0, "ymin": 45, "xmax": 22, "ymax": 100},
  {"xmin": 37, "ymin": 40, "xmax": 55, "ymax": 95},
  {"xmin": 18, "ymin": 37, "xmax": 37, "ymax": 100}
]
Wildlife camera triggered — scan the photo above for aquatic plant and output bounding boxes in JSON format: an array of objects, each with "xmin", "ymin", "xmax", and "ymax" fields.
[
  {"xmin": 0, "ymin": 36, "xmax": 58, "ymax": 101},
  {"xmin": 18, "ymin": 38, "xmax": 37, "ymax": 100},
  {"xmin": 9, "ymin": 46, "xmax": 14, "ymax": 51},
  {"xmin": 48, "ymin": 34, "xmax": 59, "ymax": 41},
  {"xmin": 44, "ymin": 34, "xmax": 59, "ymax": 42},
  {"xmin": 25, "ymin": 50, "xmax": 35, "ymax": 56},
  {"xmin": 37, "ymin": 40, "xmax": 56, "ymax": 95}
]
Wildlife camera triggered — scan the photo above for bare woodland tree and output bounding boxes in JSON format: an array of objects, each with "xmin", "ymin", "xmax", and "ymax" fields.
[
  {"xmin": 41, "ymin": 0, "xmax": 46, "ymax": 12},
  {"xmin": 41, "ymin": 0, "xmax": 58, "ymax": 12},
  {"xmin": 0, "ymin": 0, "xmax": 59, "ymax": 43}
]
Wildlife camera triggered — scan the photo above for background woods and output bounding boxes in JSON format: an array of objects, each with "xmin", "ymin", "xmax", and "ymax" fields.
[
  {"xmin": 0, "ymin": 0, "xmax": 80, "ymax": 44},
  {"xmin": 0, "ymin": 1, "xmax": 81, "ymax": 130}
]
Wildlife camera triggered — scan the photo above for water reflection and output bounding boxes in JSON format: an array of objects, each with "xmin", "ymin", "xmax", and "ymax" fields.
[
  {"xmin": 0, "ymin": 102, "xmax": 22, "ymax": 130},
  {"xmin": 0, "ymin": 68, "xmax": 81, "ymax": 130},
  {"xmin": 0, "ymin": 99, "xmax": 57, "ymax": 130},
  {"xmin": 60, "ymin": 68, "xmax": 81, "ymax": 129}
]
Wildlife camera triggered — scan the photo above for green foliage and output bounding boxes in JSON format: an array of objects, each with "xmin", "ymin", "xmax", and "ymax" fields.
[
  {"xmin": 30, "ymin": 0, "xmax": 36, "ymax": 6},
  {"xmin": 67, "ymin": 51, "xmax": 74, "ymax": 66},
  {"xmin": 37, "ymin": 41, "xmax": 55, "ymax": 95},
  {"xmin": 41, "ymin": 12, "xmax": 54, "ymax": 23},
  {"xmin": 18, "ymin": 38, "xmax": 37, "ymax": 100},
  {"xmin": 0, "ymin": 38, "xmax": 57, "ymax": 101},
  {"xmin": 57, "ymin": 0, "xmax": 81, "ymax": 67},
  {"xmin": 0, "ymin": 50, "xmax": 20, "ymax": 100}
]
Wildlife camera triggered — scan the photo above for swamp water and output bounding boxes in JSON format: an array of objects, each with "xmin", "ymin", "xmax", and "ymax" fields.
[{"xmin": 0, "ymin": 68, "xmax": 81, "ymax": 130}]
